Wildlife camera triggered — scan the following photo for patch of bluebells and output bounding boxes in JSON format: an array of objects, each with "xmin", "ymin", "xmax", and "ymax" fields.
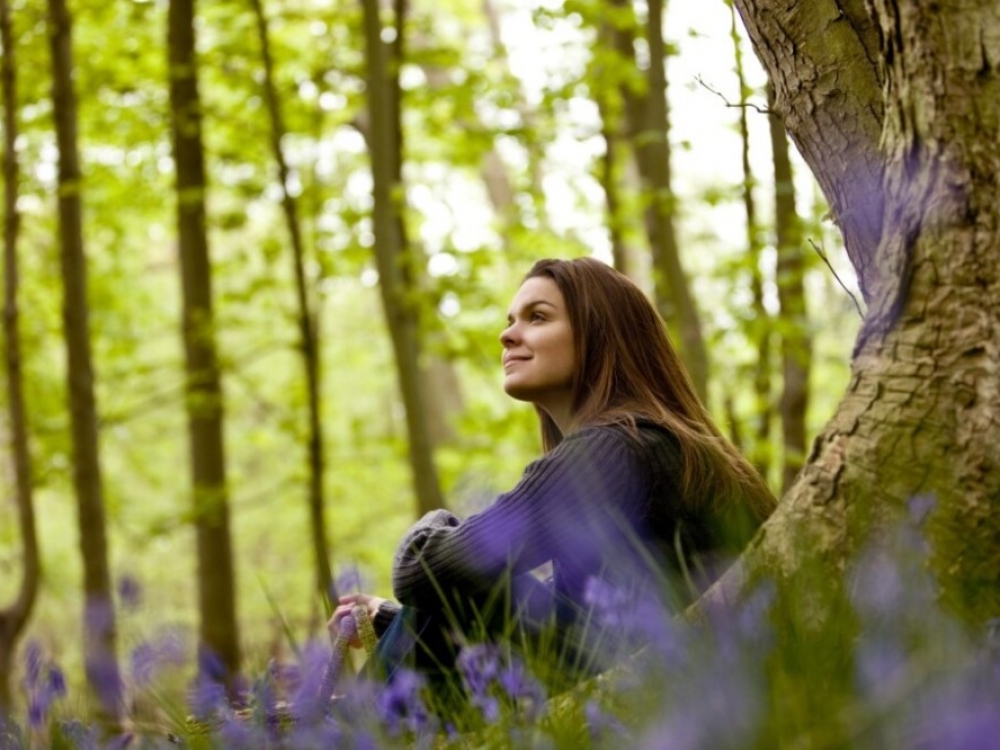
[
  {"xmin": 375, "ymin": 668, "xmax": 435, "ymax": 738},
  {"xmin": 8, "ymin": 498, "xmax": 1000, "ymax": 749},
  {"xmin": 456, "ymin": 643, "xmax": 547, "ymax": 725},
  {"xmin": 21, "ymin": 641, "xmax": 67, "ymax": 732}
]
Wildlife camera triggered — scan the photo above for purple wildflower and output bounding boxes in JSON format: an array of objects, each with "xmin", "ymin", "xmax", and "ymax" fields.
[
  {"xmin": 216, "ymin": 716, "xmax": 260, "ymax": 749},
  {"xmin": 290, "ymin": 639, "xmax": 334, "ymax": 725},
  {"xmin": 130, "ymin": 642, "xmax": 158, "ymax": 687},
  {"xmin": 117, "ymin": 575, "xmax": 143, "ymax": 610},
  {"xmin": 855, "ymin": 634, "xmax": 909, "ymax": 699},
  {"xmin": 55, "ymin": 720, "xmax": 100, "ymax": 750},
  {"xmin": 47, "ymin": 665, "xmax": 66, "ymax": 699},
  {"xmin": 907, "ymin": 493, "xmax": 936, "ymax": 526},
  {"xmin": 585, "ymin": 699, "xmax": 625, "ymax": 740},
  {"xmin": 456, "ymin": 643, "xmax": 503, "ymax": 700},
  {"xmin": 498, "ymin": 659, "xmax": 546, "ymax": 720},
  {"xmin": 376, "ymin": 668, "xmax": 432, "ymax": 736},
  {"xmin": 23, "ymin": 641, "xmax": 43, "ymax": 689},
  {"xmin": 583, "ymin": 577, "xmax": 631, "ymax": 630},
  {"xmin": 188, "ymin": 675, "xmax": 227, "ymax": 722},
  {"xmin": 335, "ymin": 565, "xmax": 367, "ymax": 596}
]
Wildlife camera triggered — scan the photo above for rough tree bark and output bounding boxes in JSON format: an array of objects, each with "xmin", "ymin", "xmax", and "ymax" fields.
[
  {"xmin": 360, "ymin": 0, "xmax": 445, "ymax": 517},
  {"xmin": 249, "ymin": 0, "xmax": 334, "ymax": 606},
  {"xmin": 47, "ymin": 0, "xmax": 122, "ymax": 720},
  {"xmin": 167, "ymin": 0, "xmax": 241, "ymax": 677},
  {"xmin": 722, "ymin": 0, "xmax": 1000, "ymax": 621},
  {"xmin": 767, "ymin": 82, "xmax": 811, "ymax": 497},
  {"xmin": 0, "ymin": 0, "xmax": 41, "ymax": 712}
]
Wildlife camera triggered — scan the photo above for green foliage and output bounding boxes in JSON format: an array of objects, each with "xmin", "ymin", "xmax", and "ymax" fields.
[{"xmin": 0, "ymin": 0, "xmax": 861, "ymax": 721}]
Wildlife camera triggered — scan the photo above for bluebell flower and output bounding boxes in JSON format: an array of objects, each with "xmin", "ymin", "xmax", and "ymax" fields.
[
  {"xmin": 85, "ymin": 650, "xmax": 123, "ymax": 715},
  {"xmin": 55, "ymin": 719, "xmax": 100, "ymax": 750},
  {"xmin": 907, "ymin": 493, "xmax": 936, "ymax": 526},
  {"xmin": 216, "ymin": 716, "xmax": 261, "ymax": 749},
  {"xmin": 583, "ymin": 577, "xmax": 631, "ymax": 631},
  {"xmin": 47, "ymin": 665, "xmax": 66, "ymax": 699},
  {"xmin": 498, "ymin": 659, "xmax": 546, "ymax": 720},
  {"xmin": 375, "ymin": 668, "xmax": 433, "ymax": 736},
  {"xmin": 117, "ymin": 575, "xmax": 143, "ymax": 610},
  {"xmin": 335, "ymin": 565, "xmax": 367, "ymax": 596},
  {"xmin": 585, "ymin": 699, "xmax": 625, "ymax": 740},
  {"xmin": 23, "ymin": 640, "xmax": 43, "ymax": 689},
  {"xmin": 283, "ymin": 718, "xmax": 345, "ymax": 749},
  {"xmin": 456, "ymin": 643, "xmax": 503, "ymax": 700},
  {"xmin": 291, "ymin": 640, "xmax": 334, "ymax": 725}
]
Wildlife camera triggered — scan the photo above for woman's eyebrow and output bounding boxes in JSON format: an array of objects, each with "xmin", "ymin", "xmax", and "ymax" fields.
[{"xmin": 506, "ymin": 299, "xmax": 557, "ymax": 322}]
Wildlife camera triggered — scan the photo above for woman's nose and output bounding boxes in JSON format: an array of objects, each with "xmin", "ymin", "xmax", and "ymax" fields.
[{"xmin": 500, "ymin": 323, "xmax": 517, "ymax": 347}]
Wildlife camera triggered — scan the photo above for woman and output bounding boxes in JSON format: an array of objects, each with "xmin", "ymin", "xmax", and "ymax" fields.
[{"xmin": 330, "ymin": 258, "xmax": 775, "ymax": 699}]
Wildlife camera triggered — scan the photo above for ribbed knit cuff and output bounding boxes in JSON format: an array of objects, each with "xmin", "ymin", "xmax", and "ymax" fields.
[{"xmin": 373, "ymin": 600, "xmax": 402, "ymax": 638}]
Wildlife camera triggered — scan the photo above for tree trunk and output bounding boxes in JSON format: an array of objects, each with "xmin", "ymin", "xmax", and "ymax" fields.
[
  {"xmin": 167, "ymin": 0, "xmax": 241, "ymax": 678},
  {"xmin": 47, "ymin": 0, "xmax": 122, "ymax": 720},
  {"xmin": 610, "ymin": 0, "xmax": 709, "ymax": 401},
  {"xmin": 360, "ymin": 0, "xmax": 444, "ymax": 517},
  {"xmin": 767, "ymin": 82, "xmax": 810, "ymax": 497},
  {"xmin": 0, "ymin": 0, "xmax": 41, "ymax": 712},
  {"xmin": 249, "ymin": 0, "xmax": 334, "ymax": 606},
  {"xmin": 723, "ymin": 0, "xmax": 1000, "ymax": 622},
  {"xmin": 729, "ymin": 2, "xmax": 772, "ymax": 481}
]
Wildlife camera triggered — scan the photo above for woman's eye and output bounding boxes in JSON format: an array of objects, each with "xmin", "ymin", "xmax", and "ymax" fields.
[{"xmin": 530, "ymin": 312, "xmax": 545, "ymax": 322}]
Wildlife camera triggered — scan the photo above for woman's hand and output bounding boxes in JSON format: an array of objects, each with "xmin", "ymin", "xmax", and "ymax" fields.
[{"xmin": 327, "ymin": 593, "xmax": 386, "ymax": 649}]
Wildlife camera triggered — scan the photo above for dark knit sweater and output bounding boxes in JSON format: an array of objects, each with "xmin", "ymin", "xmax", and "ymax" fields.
[{"xmin": 375, "ymin": 419, "xmax": 746, "ymax": 649}]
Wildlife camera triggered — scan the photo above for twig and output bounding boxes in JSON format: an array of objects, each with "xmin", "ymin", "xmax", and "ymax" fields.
[
  {"xmin": 808, "ymin": 239, "xmax": 865, "ymax": 320},
  {"xmin": 694, "ymin": 75, "xmax": 771, "ymax": 115}
]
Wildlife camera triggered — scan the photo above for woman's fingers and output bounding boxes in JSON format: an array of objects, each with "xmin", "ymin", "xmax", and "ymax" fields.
[{"xmin": 328, "ymin": 599, "xmax": 368, "ymax": 649}]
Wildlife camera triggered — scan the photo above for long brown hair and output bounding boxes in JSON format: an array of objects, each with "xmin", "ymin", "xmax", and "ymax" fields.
[{"xmin": 525, "ymin": 257, "xmax": 775, "ymax": 523}]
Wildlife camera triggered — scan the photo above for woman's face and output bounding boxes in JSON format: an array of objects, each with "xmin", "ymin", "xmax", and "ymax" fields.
[{"xmin": 500, "ymin": 277, "xmax": 576, "ymax": 420}]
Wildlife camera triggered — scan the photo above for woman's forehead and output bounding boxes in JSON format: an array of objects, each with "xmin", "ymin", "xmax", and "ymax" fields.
[{"xmin": 508, "ymin": 277, "xmax": 564, "ymax": 313}]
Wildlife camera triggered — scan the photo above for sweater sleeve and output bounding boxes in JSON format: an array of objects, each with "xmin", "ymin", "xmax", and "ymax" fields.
[{"xmin": 391, "ymin": 426, "xmax": 648, "ymax": 610}]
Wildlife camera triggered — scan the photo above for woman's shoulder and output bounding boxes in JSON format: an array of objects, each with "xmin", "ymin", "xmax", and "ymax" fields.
[
  {"xmin": 571, "ymin": 414, "xmax": 678, "ymax": 446},
  {"xmin": 559, "ymin": 415, "xmax": 681, "ymax": 466}
]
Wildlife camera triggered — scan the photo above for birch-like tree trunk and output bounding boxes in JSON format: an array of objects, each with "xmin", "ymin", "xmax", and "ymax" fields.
[
  {"xmin": 0, "ymin": 0, "xmax": 41, "ymax": 711},
  {"xmin": 720, "ymin": 0, "xmax": 1000, "ymax": 622},
  {"xmin": 249, "ymin": 0, "xmax": 334, "ymax": 606},
  {"xmin": 167, "ymin": 0, "xmax": 241, "ymax": 677},
  {"xmin": 47, "ymin": 0, "xmax": 122, "ymax": 719},
  {"xmin": 360, "ymin": 0, "xmax": 444, "ymax": 517}
]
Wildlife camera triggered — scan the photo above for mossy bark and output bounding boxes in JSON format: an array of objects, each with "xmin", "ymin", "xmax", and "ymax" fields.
[{"xmin": 727, "ymin": 0, "xmax": 1000, "ymax": 621}]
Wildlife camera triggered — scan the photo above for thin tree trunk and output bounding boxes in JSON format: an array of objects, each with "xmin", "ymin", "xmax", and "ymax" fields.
[
  {"xmin": 591, "ymin": 15, "xmax": 630, "ymax": 276},
  {"xmin": 167, "ymin": 0, "xmax": 240, "ymax": 678},
  {"xmin": 249, "ymin": 0, "xmax": 334, "ymax": 606},
  {"xmin": 46, "ymin": 0, "xmax": 121, "ymax": 720},
  {"xmin": 729, "ymin": 2, "xmax": 771, "ymax": 481},
  {"xmin": 611, "ymin": 0, "xmax": 709, "ymax": 401},
  {"xmin": 361, "ymin": 0, "xmax": 444, "ymax": 516},
  {"xmin": 0, "ymin": 0, "xmax": 41, "ymax": 712},
  {"xmin": 767, "ymin": 82, "xmax": 810, "ymax": 496}
]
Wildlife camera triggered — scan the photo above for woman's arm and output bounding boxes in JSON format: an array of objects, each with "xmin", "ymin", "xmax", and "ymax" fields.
[{"xmin": 391, "ymin": 426, "xmax": 648, "ymax": 611}]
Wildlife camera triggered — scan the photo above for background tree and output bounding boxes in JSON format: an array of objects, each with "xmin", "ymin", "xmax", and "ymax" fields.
[
  {"xmin": 611, "ymin": 0, "xmax": 709, "ymax": 400},
  {"xmin": 249, "ymin": 0, "xmax": 334, "ymax": 607},
  {"xmin": 47, "ymin": 0, "xmax": 122, "ymax": 719},
  {"xmin": 725, "ymin": 0, "xmax": 1000, "ymax": 620},
  {"xmin": 167, "ymin": 0, "xmax": 241, "ymax": 678},
  {"xmin": 727, "ymin": 0, "xmax": 772, "ymax": 481},
  {"xmin": 360, "ymin": 0, "xmax": 444, "ymax": 517},
  {"xmin": 767, "ymin": 81, "xmax": 810, "ymax": 496},
  {"xmin": 0, "ymin": 0, "xmax": 41, "ymax": 712}
]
